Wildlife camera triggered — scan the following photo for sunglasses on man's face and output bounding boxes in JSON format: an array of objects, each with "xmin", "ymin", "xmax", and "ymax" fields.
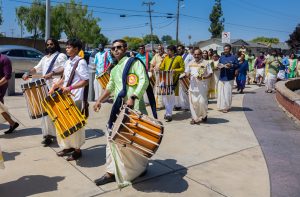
[
  {"xmin": 47, "ymin": 43, "xmax": 54, "ymax": 46},
  {"xmin": 111, "ymin": 45, "xmax": 123, "ymax": 51}
]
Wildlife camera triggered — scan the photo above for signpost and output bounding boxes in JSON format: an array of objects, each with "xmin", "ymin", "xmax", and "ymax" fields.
[{"xmin": 222, "ymin": 32, "xmax": 231, "ymax": 44}]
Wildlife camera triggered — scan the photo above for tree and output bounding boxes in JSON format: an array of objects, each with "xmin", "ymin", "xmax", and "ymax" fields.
[
  {"xmin": 56, "ymin": 0, "xmax": 105, "ymax": 46},
  {"xmin": 251, "ymin": 37, "xmax": 279, "ymax": 46},
  {"xmin": 161, "ymin": 35, "xmax": 177, "ymax": 45},
  {"xmin": 286, "ymin": 24, "xmax": 300, "ymax": 50},
  {"xmin": 123, "ymin": 36, "xmax": 143, "ymax": 50},
  {"xmin": 208, "ymin": 0, "xmax": 225, "ymax": 38},
  {"xmin": 16, "ymin": 0, "xmax": 45, "ymax": 46},
  {"xmin": 143, "ymin": 34, "xmax": 161, "ymax": 44}
]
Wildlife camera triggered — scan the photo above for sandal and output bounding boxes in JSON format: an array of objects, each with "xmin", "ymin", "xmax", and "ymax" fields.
[{"xmin": 190, "ymin": 120, "xmax": 196, "ymax": 125}]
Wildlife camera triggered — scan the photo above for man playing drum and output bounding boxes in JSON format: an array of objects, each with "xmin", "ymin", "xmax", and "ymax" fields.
[
  {"xmin": 0, "ymin": 53, "xmax": 19, "ymax": 134},
  {"xmin": 22, "ymin": 38, "xmax": 67, "ymax": 146},
  {"xmin": 50, "ymin": 39, "xmax": 89, "ymax": 161},
  {"xmin": 186, "ymin": 49, "xmax": 212, "ymax": 124},
  {"xmin": 94, "ymin": 43, "xmax": 113, "ymax": 100},
  {"xmin": 159, "ymin": 45, "xmax": 185, "ymax": 122},
  {"xmin": 93, "ymin": 39, "xmax": 150, "ymax": 187}
]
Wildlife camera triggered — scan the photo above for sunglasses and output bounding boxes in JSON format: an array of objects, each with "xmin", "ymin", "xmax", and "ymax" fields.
[
  {"xmin": 111, "ymin": 45, "xmax": 123, "ymax": 51},
  {"xmin": 46, "ymin": 43, "xmax": 54, "ymax": 46}
]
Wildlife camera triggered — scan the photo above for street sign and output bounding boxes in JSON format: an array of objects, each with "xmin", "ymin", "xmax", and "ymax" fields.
[{"xmin": 222, "ymin": 32, "xmax": 231, "ymax": 43}]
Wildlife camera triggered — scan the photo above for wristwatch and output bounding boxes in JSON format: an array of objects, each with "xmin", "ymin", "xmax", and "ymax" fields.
[{"xmin": 130, "ymin": 95, "xmax": 138, "ymax": 100}]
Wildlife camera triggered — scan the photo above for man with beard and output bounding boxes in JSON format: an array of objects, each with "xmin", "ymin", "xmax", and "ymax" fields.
[
  {"xmin": 22, "ymin": 38, "xmax": 67, "ymax": 146},
  {"xmin": 93, "ymin": 39, "xmax": 151, "ymax": 187}
]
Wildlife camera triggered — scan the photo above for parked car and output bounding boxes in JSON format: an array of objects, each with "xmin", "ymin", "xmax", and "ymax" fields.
[{"xmin": 0, "ymin": 45, "xmax": 44, "ymax": 75}]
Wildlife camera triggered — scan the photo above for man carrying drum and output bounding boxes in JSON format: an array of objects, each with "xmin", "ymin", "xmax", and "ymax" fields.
[
  {"xmin": 159, "ymin": 45, "xmax": 185, "ymax": 122},
  {"xmin": 93, "ymin": 39, "xmax": 150, "ymax": 187},
  {"xmin": 0, "ymin": 53, "xmax": 19, "ymax": 134},
  {"xmin": 49, "ymin": 38, "xmax": 89, "ymax": 161},
  {"xmin": 150, "ymin": 44, "xmax": 167, "ymax": 109},
  {"xmin": 94, "ymin": 43, "xmax": 113, "ymax": 100},
  {"xmin": 22, "ymin": 38, "xmax": 67, "ymax": 146}
]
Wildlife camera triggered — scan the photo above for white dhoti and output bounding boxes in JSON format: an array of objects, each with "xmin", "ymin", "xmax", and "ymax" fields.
[
  {"xmin": 94, "ymin": 78, "xmax": 103, "ymax": 101},
  {"xmin": 106, "ymin": 140, "xmax": 148, "ymax": 188},
  {"xmin": 217, "ymin": 80, "xmax": 234, "ymax": 110},
  {"xmin": 56, "ymin": 100, "xmax": 85, "ymax": 149},
  {"xmin": 179, "ymin": 84, "xmax": 189, "ymax": 109},
  {"xmin": 189, "ymin": 80, "xmax": 208, "ymax": 121},
  {"xmin": 256, "ymin": 68, "xmax": 265, "ymax": 78},
  {"xmin": 265, "ymin": 73, "xmax": 277, "ymax": 91},
  {"xmin": 41, "ymin": 116, "xmax": 56, "ymax": 137},
  {"xmin": 162, "ymin": 94, "xmax": 175, "ymax": 116}
]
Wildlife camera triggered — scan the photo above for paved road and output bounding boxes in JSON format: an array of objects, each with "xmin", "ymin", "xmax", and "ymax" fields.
[{"xmin": 244, "ymin": 88, "xmax": 300, "ymax": 197}]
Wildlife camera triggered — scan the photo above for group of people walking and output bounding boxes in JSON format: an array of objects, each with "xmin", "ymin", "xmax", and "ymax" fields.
[{"xmin": 1, "ymin": 37, "xmax": 299, "ymax": 189}]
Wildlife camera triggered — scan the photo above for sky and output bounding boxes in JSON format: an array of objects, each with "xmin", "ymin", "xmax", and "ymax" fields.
[{"xmin": 1, "ymin": 0, "xmax": 300, "ymax": 45}]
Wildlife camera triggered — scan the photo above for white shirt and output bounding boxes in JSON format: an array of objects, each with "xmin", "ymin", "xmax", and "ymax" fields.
[
  {"xmin": 186, "ymin": 59, "xmax": 212, "ymax": 92},
  {"xmin": 183, "ymin": 53, "xmax": 194, "ymax": 70},
  {"xmin": 63, "ymin": 55, "xmax": 89, "ymax": 101},
  {"xmin": 34, "ymin": 52, "xmax": 67, "ymax": 88}
]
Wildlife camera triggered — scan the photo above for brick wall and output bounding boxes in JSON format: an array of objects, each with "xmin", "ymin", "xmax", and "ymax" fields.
[{"xmin": 275, "ymin": 79, "xmax": 300, "ymax": 121}]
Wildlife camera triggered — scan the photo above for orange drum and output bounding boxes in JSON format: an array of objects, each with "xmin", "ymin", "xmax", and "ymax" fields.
[
  {"xmin": 111, "ymin": 106, "xmax": 164, "ymax": 158},
  {"xmin": 96, "ymin": 72, "xmax": 110, "ymax": 89},
  {"xmin": 21, "ymin": 79, "xmax": 48, "ymax": 119},
  {"xmin": 179, "ymin": 76, "xmax": 190, "ymax": 95},
  {"xmin": 42, "ymin": 90, "xmax": 86, "ymax": 139},
  {"xmin": 156, "ymin": 71, "xmax": 174, "ymax": 95}
]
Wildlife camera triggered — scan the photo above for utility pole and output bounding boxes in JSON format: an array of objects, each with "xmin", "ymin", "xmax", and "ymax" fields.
[
  {"xmin": 176, "ymin": 0, "xmax": 183, "ymax": 45},
  {"xmin": 45, "ymin": 0, "xmax": 50, "ymax": 40},
  {"xmin": 143, "ymin": 1, "xmax": 155, "ymax": 50}
]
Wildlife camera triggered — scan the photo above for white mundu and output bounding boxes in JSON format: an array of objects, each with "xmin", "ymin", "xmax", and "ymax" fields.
[
  {"xmin": 186, "ymin": 59, "xmax": 212, "ymax": 121},
  {"xmin": 34, "ymin": 52, "xmax": 67, "ymax": 137},
  {"xmin": 57, "ymin": 56, "xmax": 89, "ymax": 149}
]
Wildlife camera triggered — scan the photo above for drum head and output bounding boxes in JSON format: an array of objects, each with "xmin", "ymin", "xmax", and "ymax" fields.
[{"xmin": 111, "ymin": 107, "xmax": 128, "ymax": 138}]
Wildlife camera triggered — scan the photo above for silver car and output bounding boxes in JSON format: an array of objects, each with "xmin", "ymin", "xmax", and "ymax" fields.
[{"xmin": 0, "ymin": 45, "xmax": 44, "ymax": 75}]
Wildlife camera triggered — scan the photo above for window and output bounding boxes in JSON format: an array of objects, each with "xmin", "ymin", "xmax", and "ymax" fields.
[
  {"xmin": 0, "ymin": 51, "xmax": 8, "ymax": 55},
  {"xmin": 7, "ymin": 49, "xmax": 25, "ymax": 57},
  {"xmin": 24, "ymin": 50, "xmax": 42, "ymax": 58}
]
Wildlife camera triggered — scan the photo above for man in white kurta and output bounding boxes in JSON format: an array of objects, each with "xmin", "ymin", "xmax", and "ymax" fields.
[
  {"xmin": 186, "ymin": 49, "xmax": 212, "ymax": 124},
  {"xmin": 22, "ymin": 38, "xmax": 67, "ymax": 146},
  {"xmin": 51, "ymin": 39, "xmax": 89, "ymax": 161}
]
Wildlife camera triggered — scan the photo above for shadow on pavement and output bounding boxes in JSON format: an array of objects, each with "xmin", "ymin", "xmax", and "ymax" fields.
[
  {"xmin": 205, "ymin": 117, "xmax": 229, "ymax": 124},
  {"xmin": 2, "ymin": 151, "xmax": 21, "ymax": 161},
  {"xmin": 0, "ymin": 128, "xmax": 41, "ymax": 138},
  {"xmin": 85, "ymin": 129, "xmax": 105, "ymax": 140},
  {"xmin": 76, "ymin": 144, "xmax": 106, "ymax": 168},
  {"xmin": 0, "ymin": 124, "xmax": 9, "ymax": 130},
  {"xmin": 172, "ymin": 112, "xmax": 191, "ymax": 121},
  {"xmin": 230, "ymin": 106, "xmax": 253, "ymax": 112},
  {"xmin": 133, "ymin": 159, "xmax": 188, "ymax": 194},
  {"xmin": 0, "ymin": 175, "xmax": 65, "ymax": 197}
]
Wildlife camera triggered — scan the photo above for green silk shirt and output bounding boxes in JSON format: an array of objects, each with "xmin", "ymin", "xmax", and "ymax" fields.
[{"xmin": 106, "ymin": 56, "xmax": 149, "ymax": 114}]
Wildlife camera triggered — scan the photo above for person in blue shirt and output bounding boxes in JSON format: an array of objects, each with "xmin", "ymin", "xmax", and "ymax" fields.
[
  {"xmin": 217, "ymin": 44, "xmax": 239, "ymax": 113},
  {"xmin": 135, "ymin": 45, "xmax": 152, "ymax": 71},
  {"xmin": 94, "ymin": 43, "xmax": 113, "ymax": 100},
  {"xmin": 236, "ymin": 53, "xmax": 249, "ymax": 94}
]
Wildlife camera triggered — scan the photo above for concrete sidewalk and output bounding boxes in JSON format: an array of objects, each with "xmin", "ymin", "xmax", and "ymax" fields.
[{"xmin": 0, "ymin": 80, "xmax": 270, "ymax": 197}]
